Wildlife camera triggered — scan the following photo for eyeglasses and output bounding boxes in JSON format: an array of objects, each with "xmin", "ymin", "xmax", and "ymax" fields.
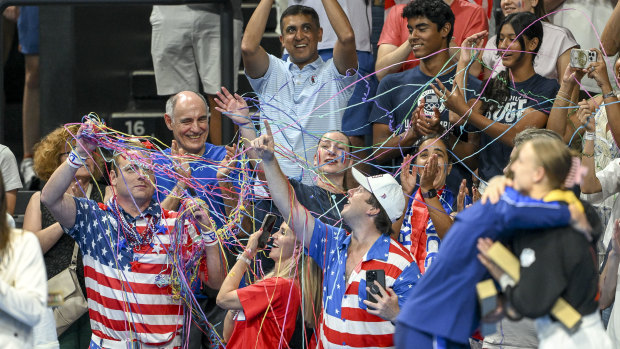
[{"xmin": 120, "ymin": 163, "xmax": 153, "ymax": 175}]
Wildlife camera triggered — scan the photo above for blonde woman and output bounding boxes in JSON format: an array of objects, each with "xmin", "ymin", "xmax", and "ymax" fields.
[
  {"xmin": 0, "ymin": 170, "xmax": 48, "ymax": 348},
  {"xmin": 217, "ymin": 222, "xmax": 321, "ymax": 348}
]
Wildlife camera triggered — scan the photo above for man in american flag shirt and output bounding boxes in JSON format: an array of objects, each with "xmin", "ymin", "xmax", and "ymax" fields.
[
  {"xmin": 251, "ymin": 122, "xmax": 421, "ymax": 348},
  {"xmin": 41, "ymin": 130, "xmax": 225, "ymax": 349}
]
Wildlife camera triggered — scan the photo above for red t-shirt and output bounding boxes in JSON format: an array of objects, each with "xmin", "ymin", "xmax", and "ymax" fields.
[
  {"xmin": 378, "ymin": 0, "xmax": 489, "ymax": 72},
  {"xmin": 227, "ymin": 277, "xmax": 301, "ymax": 349}
]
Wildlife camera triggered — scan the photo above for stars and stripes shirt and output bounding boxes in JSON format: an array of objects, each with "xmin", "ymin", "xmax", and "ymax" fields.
[
  {"xmin": 308, "ymin": 218, "xmax": 421, "ymax": 348},
  {"xmin": 65, "ymin": 197, "xmax": 196, "ymax": 346}
]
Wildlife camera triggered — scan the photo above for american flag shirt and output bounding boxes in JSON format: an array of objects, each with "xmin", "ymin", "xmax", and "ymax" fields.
[
  {"xmin": 308, "ymin": 219, "xmax": 421, "ymax": 348},
  {"xmin": 65, "ymin": 197, "xmax": 195, "ymax": 346}
]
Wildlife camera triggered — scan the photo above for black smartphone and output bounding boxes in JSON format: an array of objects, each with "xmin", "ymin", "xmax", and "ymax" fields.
[
  {"xmin": 366, "ymin": 269, "xmax": 386, "ymax": 303},
  {"xmin": 258, "ymin": 213, "xmax": 277, "ymax": 248}
]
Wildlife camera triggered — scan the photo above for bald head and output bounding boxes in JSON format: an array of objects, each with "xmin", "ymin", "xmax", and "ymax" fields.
[
  {"xmin": 164, "ymin": 91, "xmax": 210, "ymax": 155},
  {"xmin": 165, "ymin": 91, "xmax": 208, "ymax": 121}
]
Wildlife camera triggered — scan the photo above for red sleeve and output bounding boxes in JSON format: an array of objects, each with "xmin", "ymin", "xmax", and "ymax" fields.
[
  {"xmin": 459, "ymin": 7, "xmax": 489, "ymax": 45},
  {"xmin": 237, "ymin": 277, "xmax": 294, "ymax": 320},
  {"xmin": 378, "ymin": 4, "xmax": 408, "ymax": 47}
]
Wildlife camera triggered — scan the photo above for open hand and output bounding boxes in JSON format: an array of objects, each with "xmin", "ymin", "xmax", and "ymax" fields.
[
  {"xmin": 214, "ymin": 87, "xmax": 252, "ymax": 126},
  {"xmin": 400, "ymin": 154, "xmax": 418, "ymax": 196}
]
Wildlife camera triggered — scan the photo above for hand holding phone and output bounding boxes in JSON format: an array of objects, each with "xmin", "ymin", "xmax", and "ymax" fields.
[
  {"xmin": 258, "ymin": 214, "xmax": 277, "ymax": 248},
  {"xmin": 366, "ymin": 269, "xmax": 386, "ymax": 304}
]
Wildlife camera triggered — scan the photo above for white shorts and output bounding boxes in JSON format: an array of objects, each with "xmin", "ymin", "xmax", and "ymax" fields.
[
  {"xmin": 536, "ymin": 311, "xmax": 612, "ymax": 349},
  {"xmin": 150, "ymin": 5, "xmax": 242, "ymax": 95}
]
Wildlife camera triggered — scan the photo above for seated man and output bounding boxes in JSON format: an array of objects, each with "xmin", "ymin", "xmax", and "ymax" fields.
[
  {"xmin": 371, "ymin": 0, "xmax": 482, "ymax": 193},
  {"xmin": 40, "ymin": 125, "xmax": 225, "ymax": 348},
  {"xmin": 251, "ymin": 121, "xmax": 421, "ymax": 348}
]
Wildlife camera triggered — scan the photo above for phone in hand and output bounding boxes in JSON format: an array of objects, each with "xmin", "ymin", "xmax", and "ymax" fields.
[
  {"xmin": 366, "ymin": 269, "xmax": 386, "ymax": 304},
  {"xmin": 258, "ymin": 213, "xmax": 277, "ymax": 249},
  {"xmin": 569, "ymin": 49, "xmax": 597, "ymax": 69}
]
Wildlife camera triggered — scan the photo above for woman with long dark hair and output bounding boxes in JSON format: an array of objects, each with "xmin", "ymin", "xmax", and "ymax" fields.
[{"xmin": 435, "ymin": 12, "xmax": 560, "ymax": 184}]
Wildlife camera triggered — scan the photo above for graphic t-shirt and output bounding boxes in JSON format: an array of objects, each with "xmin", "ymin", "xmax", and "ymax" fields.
[
  {"xmin": 478, "ymin": 73, "xmax": 559, "ymax": 181},
  {"xmin": 370, "ymin": 66, "xmax": 482, "ymax": 192}
]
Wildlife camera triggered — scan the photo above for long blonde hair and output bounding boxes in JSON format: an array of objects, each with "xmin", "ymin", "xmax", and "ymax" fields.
[{"xmin": 264, "ymin": 230, "xmax": 322, "ymax": 329}]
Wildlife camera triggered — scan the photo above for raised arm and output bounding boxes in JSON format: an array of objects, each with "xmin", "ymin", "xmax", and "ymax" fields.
[
  {"xmin": 376, "ymin": 42, "xmax": 412, "ymax": 82},
  {"xmin": 241, "ymin": 0, "xmax": 272, "ymax": 78},
  {"xmin": 160, "ymin": 140, "xmax": 191, "ymax": 211},
  {"xmin": 588, "ymin": 49, "xmax": 620, "ymax": 146},
  {"xmin": 546, "ymin": 65, "xmax": 586, "ymax": 143},
  {"xmin": 578, "ymin": 102, "xmax": 602, "ymax": 194},
  {"xmin": 322, "ymin": 0, "xmax": 357, "ymax": 75},
  {"xmin": 250, "ymin": 121, "xmax": 315, "ymax": 249},
  {"xmin": 601, "ymin": 1, "xmax": 620, "ymax": 56},
  {"xmin": 40, "ymin": 126, "xmax": 96, "ymax": 229}
]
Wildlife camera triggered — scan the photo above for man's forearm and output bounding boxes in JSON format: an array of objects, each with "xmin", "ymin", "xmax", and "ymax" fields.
[
  {"xmin": 600, "ymin": 251, "xmax": 619, "ymax": 309},
  {"xmin": 322, "ymin": 0, "xmax": 355, "ymax": 44},
  {"xmin": 40, "ymin": 160, "xmax": 80, "ymax": 228}
]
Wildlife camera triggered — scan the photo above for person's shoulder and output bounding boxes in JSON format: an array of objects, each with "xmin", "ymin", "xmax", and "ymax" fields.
[
  {"xmin": 454, "ymin": 0, "xmax": 484, "ymax": 12},
  {"xmin": 382, "ymin": 66, "xmax": 421, "ymax": 86},
  {"xmin": 541, "ymin": 21, "xmax": 573, "ymax": 37}
]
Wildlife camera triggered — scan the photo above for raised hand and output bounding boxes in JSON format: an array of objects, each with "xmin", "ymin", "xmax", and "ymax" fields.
[
  {"xmin": 419, "ymin": 153, "xmax": 441, "ymax": 192},
  {"xmin": 217, "ymin": 143, "xmax": 239, "ymax": 180},
  {"xmin": 476, "ymin": 237, "xmax": 505, "ymax": 281},
  {"xmin": 214, "ymin": 87, "xmax": 252, "ymax": 126},
  {"xmin": 417, "ymin": 106, "xmax": 442, "ymax": 136},
  {"xmin": 171, "ymin": 140, "xmax": 192, "ymax": 187},
  {"xmin": 430, "ymin": 78, "xmax": 467, "ymax": 119},
  {"xmin": 459, "ymin": 30, "xmax": 488, "ymax": 64},
  {"xmin": 586, "ymin": 48, "xmax": 612, "ymax": 91},
  {"xmin": 400, "ymin": 154, "xmax": 418, "ymax": 196},
  {"xmin": 577, "ymin": 99, "xmax": 595, "ymax": 132},
  {"xmin": 456, "ymin": 179, "xmax": 469, "ymax": 212},
  {"xmin": 250, "ymin": 120, "xmax": 275, "ymax": 161}
]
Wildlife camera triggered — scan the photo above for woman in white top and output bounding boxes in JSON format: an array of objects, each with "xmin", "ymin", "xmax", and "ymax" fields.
[
  {"xmin": 482, "ymin": 0, "xmax": 578, "ymax": 82},
  {"xmin": 0, "ymin": 170, "xmax": 48, "ymax": 348}
]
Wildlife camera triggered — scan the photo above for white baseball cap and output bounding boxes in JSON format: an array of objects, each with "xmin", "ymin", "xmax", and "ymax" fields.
[{"xmin": 351, "ymin": 168, "xmax": 405, "ymax": 223}]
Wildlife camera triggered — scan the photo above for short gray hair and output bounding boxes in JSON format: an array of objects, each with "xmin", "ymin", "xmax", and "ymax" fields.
[{"xmin": 165, "ymin": 91, "xmax": 209, "ymax": 121}]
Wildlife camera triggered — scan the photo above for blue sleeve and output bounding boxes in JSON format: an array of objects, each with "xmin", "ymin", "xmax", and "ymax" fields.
[
  {"xmin": 497, "ymin": 187, "xmax": 570, "ymax": 233},
  {"xmin": 464, "ymin": 75, "xmax": 482, "ymax": 102},
  {"xmin": 369, "ymin": 76, "xmax": 395, "ymax": 125},
  {"xmin": 391, "ymin": 263, "xmax": 421, "ymax": 308},
  {"xmin": 308, "ymin": 218, "xmax": 343, "ymax": 270}
]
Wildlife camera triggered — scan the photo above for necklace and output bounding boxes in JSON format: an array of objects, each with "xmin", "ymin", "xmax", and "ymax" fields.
[{"xmin": 111, "ymin": 198, "xmax": 156, "ymax": 249}]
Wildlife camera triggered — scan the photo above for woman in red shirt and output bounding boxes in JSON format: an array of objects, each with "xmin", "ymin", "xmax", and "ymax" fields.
[{"xmin": 217, "ymin": 221, "xmax": 321, "ymax": 348}]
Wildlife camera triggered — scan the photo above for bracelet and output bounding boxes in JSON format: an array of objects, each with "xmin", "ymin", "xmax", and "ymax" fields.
[
  {"xmin": 66, "ymin": 150, "xmax": 87, "ymax": 169},
  {"xmin": 581, "ymin": 151, "xmax": 594, "ymax": 158},
  {"xmin": 584, "ymin": 131, "xmax": 596, "ymax": 141},
  {"xmin": 557, "ymin": 89, "xmax": 571, "ymax": 99},
  {"xmin": 202, "ymin": 230, "xmax": 219, "ymax": 246},
  {"xmin": 236, "ymin": 253, "xmax": 252, "ymax": 266},
  {"xmin": 603, "ymin": 91, "xmax": 617, "ymax": 99}
]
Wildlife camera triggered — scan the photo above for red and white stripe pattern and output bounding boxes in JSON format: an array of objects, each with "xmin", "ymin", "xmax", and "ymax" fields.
[
  {"xmin": 310, "ymin": 219, "xmax": 420, "ymax": 349},
  {"xmin": 68, "ymin": 198, "xmax": 195, "ymax": 346}
]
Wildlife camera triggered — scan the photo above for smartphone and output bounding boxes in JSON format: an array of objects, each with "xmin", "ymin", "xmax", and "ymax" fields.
[
  {"xmin": 366, "ymin": 269, "xmax": 386, "ymax": 304},
  {"xmin": 569, "ymin": 49, "xmax": 597, "ymax": 69},
  {"xmin": 258, "ymin": 213, "xmax": 277, "ymax": 248}
]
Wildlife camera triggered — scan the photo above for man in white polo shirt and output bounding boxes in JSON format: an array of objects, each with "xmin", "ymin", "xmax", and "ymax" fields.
[{"xmin": 241, "ymin": 0, "xmax": 358, "ymax": 184}]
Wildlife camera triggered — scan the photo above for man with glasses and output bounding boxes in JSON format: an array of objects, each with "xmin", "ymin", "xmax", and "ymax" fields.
[{"xmin": 40, "ymin": 132, "xmax": 226, "ymax": 348}]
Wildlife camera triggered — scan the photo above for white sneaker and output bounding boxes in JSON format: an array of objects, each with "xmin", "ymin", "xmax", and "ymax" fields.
[{"xmin": 20, "ymin": 157, "xmax": 35, "ymax": 188}]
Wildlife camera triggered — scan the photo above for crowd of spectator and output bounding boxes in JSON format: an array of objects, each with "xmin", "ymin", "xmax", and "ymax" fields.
[{"xmin": 2, "ymin": 0, "xmax": 620, "ymax": 348}]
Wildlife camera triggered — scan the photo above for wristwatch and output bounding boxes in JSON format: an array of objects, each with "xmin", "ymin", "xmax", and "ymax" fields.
[{"xmin": 421, "ymin": 188, "xmax": 437, "ymax": 199}]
